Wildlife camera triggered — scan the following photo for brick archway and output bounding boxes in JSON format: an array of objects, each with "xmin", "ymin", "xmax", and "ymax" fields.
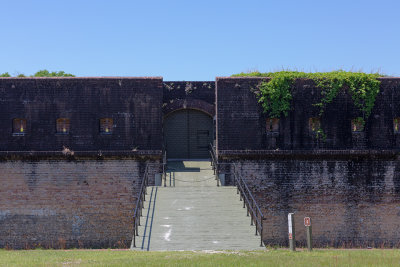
[{"xmin": 163, "ymin": 99, "xmax": 215, "ymax": 117}]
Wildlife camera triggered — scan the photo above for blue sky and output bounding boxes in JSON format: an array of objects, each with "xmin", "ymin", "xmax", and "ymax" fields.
[{"xmin": 0, "ymin": 0, "xmax": 399, "ymax": 80}]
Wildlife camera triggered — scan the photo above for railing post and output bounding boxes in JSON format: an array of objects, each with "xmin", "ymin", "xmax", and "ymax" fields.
[
  {"xmin": 134, "ymin": 221, "xmax": 137, "ymax": 246},
  {"xmin": 288, "ymin": 213, "xmax": 296, "ymax": 251},
  {"xmin": 260, "ymin": 218, "xmax": 264, "ymax": 247}
]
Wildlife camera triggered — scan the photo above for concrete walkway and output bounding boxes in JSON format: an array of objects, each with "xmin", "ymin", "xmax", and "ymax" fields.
[{"xmin": 132, "ymin": 161, "xmax": 264, "ymax": 251}]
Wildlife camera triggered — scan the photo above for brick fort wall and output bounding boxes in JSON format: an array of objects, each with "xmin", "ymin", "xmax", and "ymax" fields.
[
  {"xmin": 0, "ymin": 77, "xmax": 163, "ymax": 249},
  {"xmin": 217, "ymin": 77, "xmax": 400, "ymax": 247},
  {"xmin": 0, "ymin": 157, "xmax": 161, "ymax": 249}
]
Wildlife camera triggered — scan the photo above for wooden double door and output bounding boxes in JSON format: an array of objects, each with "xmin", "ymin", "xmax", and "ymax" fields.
[{"xmin": 164, "ymin": 109, "xmax": 213, "ymax": 159}]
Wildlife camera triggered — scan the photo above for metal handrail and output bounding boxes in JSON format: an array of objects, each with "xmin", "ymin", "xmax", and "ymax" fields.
[
  {"xmin": 131, "ymin": 164, "xmax": 150, "ymax": 248},
  {"xmin": 209, "ymin": 143, "xmax": 220, "ymax": 186},
  {"xmin": 215, "ymin": 161, "xmax": 265, "ymax": 247},
  {"xmin": 131, "ymin": 150, "xmax": 166, "ymax": 248}
]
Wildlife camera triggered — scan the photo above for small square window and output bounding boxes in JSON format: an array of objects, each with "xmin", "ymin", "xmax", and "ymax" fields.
[
  {"xmin": 100, "ymin": 118, "xmax": 113, "ymax": 134},
  {"xmin": 394, "ymin": 118, "xmax": 400, "ymax": 133},
  {"xmin": 309, "ymin": 118, "xmax": 320, "ymax": 132},
  {"xmin": 56, "ymin": 118, "xmax": 70, "ymax": 134},
  {"xmin": 351, "ymin": 118, "xmax": 365, "ymax": 132},
  {"xmin": 13, "ymin": 118, "xmax": 27, "ymax": 134},
  {"xmin": 266, "ymin": 118, "xmax": 279, "ymax": 132}
]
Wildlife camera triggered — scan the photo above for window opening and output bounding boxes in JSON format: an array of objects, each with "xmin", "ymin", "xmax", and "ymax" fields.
[
  {"xmin": 394, "ymin": 118, "xmax": 400, "ymax": 133},
  {"xmin": 266, "ymin": 118, "xmax": 279, "ymax": 132},
  {"xmin": 100, "ymin": 118, "xmax": 113, "ymax": 134},
  {"xmin": 308, "ymin": 118, "xmax": 320, "ymax": 132},
  {"xmin": 13, "ymin": 118, "xmax": 27, "ymax": 134},
  {"xmin": 56, "ymin": 118, "xmax": 70, "ymax": 134},
  {"xmin": 351, "ymin": 118, "xmax": 364, "ymax": 132}
]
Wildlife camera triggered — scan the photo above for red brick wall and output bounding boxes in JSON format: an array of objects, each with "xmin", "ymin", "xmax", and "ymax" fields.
[
  {"xmin": 220, "ymin": 152, "xmax": 400, "ymax": 247},
  {"xmin": 0, "ymin": 158, "xmax": 160, "ymax": 249}
]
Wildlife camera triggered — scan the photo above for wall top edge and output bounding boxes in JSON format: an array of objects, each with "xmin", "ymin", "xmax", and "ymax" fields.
[
  {"xmin": 216, "ymin": 77, "xmax": 400, "ymax": 81},
  {"xmin": 163, "ymin": 81, "xmax": 215, "ymax": 83},
  {"xmin": 0, "ymin": 77, "xmax": 163, "ymax": 80}
]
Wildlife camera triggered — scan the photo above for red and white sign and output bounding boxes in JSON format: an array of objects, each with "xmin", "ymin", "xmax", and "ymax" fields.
[
  {"xmin": 304, "ymin": 217, "xmax": 311, "ymax": 227},
  {"xmin": 288, "ymin": 233, "xmax": 293, "ymax": 240}
]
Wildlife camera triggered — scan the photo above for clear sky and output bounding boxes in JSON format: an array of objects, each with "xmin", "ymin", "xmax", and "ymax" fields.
[{"xmin": 0, "ymin": 0, "xmax": 399, "ymax": 80}]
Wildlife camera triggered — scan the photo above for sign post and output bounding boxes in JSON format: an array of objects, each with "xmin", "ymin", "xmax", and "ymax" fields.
[
  {"xmin": 288, "ymin": 213, "xmax": 295, "ymax": 251},
  {"xmin": 304, "ymin": 217, "xmax": 312, "ymax": 251}
]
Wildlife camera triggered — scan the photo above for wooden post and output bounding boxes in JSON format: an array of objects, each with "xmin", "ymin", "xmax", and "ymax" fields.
[
  {"xmin": 288, "ymin": 213, "xmax": 295, "ymax": 251},
  {"xmin": 304, "ymin": 217, "xmax": 312, "ymax": 251}
]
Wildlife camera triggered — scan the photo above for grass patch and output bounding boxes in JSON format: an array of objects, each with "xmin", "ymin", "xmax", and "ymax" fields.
[{"xmin": 1, "ymin": 249, "xmax": 400, "ymax": 266}]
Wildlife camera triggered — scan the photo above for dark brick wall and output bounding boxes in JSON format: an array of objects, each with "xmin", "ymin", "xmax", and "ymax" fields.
[
  {"xmin": 0, "ymin": 77, "xmax": 163, "ymax": 151},
  {"xmin": 0, "ymin": 158, "xmax": 161, "ymax": 249},
  {"xmin": 163, "ymin": 81, "xmax": 215, "ymax": 116},
  {"xmin": 220, "ymin": 153, "xmax": 400, "ymax": 247},
  {"xmin": 216, "ymin": 77, "xmax": 400, "ymax": 151}
]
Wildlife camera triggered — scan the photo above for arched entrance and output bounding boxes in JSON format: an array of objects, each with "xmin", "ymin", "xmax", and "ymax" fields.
[{"xmin": 164, "ymin": 109, "xmax": 214, "ymax": 159}]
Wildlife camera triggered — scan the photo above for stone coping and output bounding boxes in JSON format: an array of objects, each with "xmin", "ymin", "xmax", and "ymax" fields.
[
  {"xmin": 0, "ymin": 150, "xmax": 163, "ymax": 160},
  {"xmin": 218, "ymin": 149, "xmax": 400, "ymax": 160},
  {"xmin": 216, "ymin": 77, "xmax": 400, "ymax": 81},
  {"xmin": 0, "ymin": 77, "xmax": 163, "ymax": 80}
]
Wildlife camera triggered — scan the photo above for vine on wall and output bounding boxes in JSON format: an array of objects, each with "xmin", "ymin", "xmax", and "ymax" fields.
[{"xmin": 233, "ymin": 71, "xmax": 382, "ymax": 139}]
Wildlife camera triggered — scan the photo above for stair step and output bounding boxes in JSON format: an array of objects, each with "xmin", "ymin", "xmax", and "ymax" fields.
[{"xmin": 132, "ymin": 161, "xmax": 264, "ymax": 251}]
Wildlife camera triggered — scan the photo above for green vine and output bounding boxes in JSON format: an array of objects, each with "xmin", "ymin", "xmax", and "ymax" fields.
[
  {"xmin": 233, "ymin": 71, "xmax": 382, "ymax": 139},
  {"xmin": 256, "ymin": 73, "xmax": 293, "ymax": 118},
  {"xmin": 311, "ymin": 71, "xmax": 381, "ymax": 118}
]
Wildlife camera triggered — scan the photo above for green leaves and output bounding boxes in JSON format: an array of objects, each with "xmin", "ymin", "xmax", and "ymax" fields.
[
  {"xmin": 33, "ymin": 70, "xmax": 75, "ymax": 77},
  {"xmin": 234, "ymin": 70, "xmax": 382, "ymax": 121},
  {"xmin": 258, "ymin": 73, "xmax": 294, "ymax": 118},
  {"xmin": 0, "ymin": 72, "xmax": 11, "ymax": 77},
  {"xmin": 0, "ymin": 70, "xmax": 75, "ymax": 77}
]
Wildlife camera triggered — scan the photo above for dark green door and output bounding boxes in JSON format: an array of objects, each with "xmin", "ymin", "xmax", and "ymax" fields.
[{"xmin": 164, "ymin": 109, "xmax": 213, "ymax": 159}]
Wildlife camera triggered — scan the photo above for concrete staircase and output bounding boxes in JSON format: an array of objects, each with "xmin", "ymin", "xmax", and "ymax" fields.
[{"xmin": 132, "ymin": 161, "xmax": 264, "ymax": 251}]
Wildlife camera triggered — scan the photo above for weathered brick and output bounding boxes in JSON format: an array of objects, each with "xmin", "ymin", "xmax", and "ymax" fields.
[{"xmin": 217, "ymin": 77, "xmax": 400, "ymax": 247}]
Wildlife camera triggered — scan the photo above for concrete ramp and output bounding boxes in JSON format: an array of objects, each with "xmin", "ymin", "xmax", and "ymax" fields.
[{"xmin": 132, "ymin": 161, "xmax": 264, "ymax": 251}]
